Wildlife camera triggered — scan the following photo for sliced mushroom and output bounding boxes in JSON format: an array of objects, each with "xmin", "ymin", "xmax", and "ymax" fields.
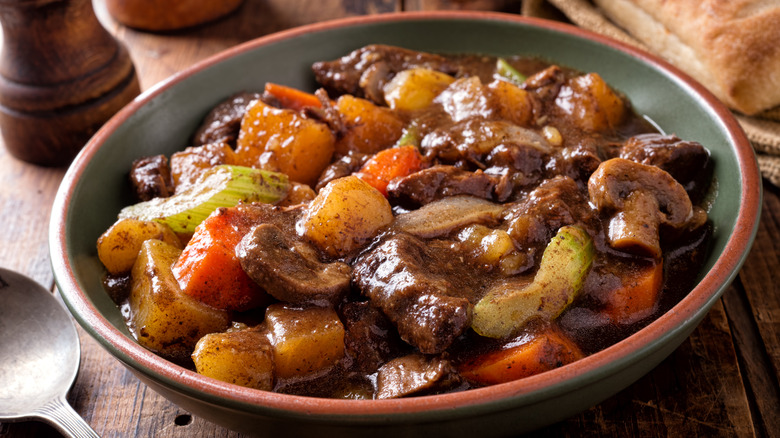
[
  {"xmin": 588, "ymin": 158, "xmax": 707, "ymax": 259},
  {"xmin": 619, "ymin": 133, "xmax": 712, "ymax": 204},
  {"xmin": 237, "ymin": 223, "xmax": 351, "ymax": 307},
  {"xmin": 375, "ymin": 353, "xmax": 461, "ymax": 399},
  {"xmin": 358, "ymin": 61, "xmax": 391, "ymax": 104}
]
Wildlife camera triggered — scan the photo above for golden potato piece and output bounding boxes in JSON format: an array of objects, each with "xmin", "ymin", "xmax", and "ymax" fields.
[
  {"xmin": 555, "ymin": 73, "xmax": 626, "ymax": 132},
  {"xmin": 299, "ymin": 175, "xmax": 393, "ymax": 258},
  {"xmin": 235, "ymin": 99, "xmax": 335, "ymax": 186},
  {"xmin": 383, "ymin": 68, "xmax": 455, "ymax": 111},
  {"xmin": 265, "ymin": 304, "xmax": 345, "ymax": 381},
  {"xmin": 129, "ymin": 239, "xmax": 229, "ymax": 362},
  {"xmin": 488, "ymin": 79, "xmax": 535, "ymax": 127},
  {"xmin": 334, "ymin": 95, "xmax": 404, "ymax": 157},
  {"xmin": 97, "ymin": 218, "xmax": 181, "ymax": 275},
  {"xmin": 192, "ymin": 327, "xmax": 274, "ymax": 390}
]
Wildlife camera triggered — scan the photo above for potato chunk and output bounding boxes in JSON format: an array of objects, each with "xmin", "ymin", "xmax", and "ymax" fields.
[
  {"xmin": 192, "ymin": 327, "xmax": 274, "ymax": 390},
  {"xmin": 97, "ymin": 218, "xmax": 181, "ymax": 275},
  {"xmin": 265, "ymin": 304, "xmax": 346, "ymax": 380},
  {"xmin": 334, "ymin": 95, "xmax": 404, "ymax": 157},
  {"xmin": 383, "ymin": 68, "xmax": 455, "ymax": 111},
  {"xmin": 299, "ymin": 175, "xmax": 393, "ymax": 258},
  {"xmin": 129, "ymin": 239, "xmax": 229, "ymax": 362},
  {"xmin": 235, "ymin": 99, "xmax": 335, "ymax": 186},
  {"xmin": 555, "ymin": 73, "xmax": 626, "ymax": 132},
  {"xmin": 487, "ymin": 79, "xmax": 535, "ymax": 127}
]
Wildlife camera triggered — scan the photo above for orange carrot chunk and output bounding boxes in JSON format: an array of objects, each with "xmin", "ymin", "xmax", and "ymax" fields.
[
  {"xmin": 355, "ymin": 145, "xmax": 424, "ymax": 196},
  {"xmin": 603, "ymin": 260, "xmax": 663, "ymax": 325},
  {"xmin": 459, "ymin": 326, "xmax": 584, "ymax": 386},
  {"xmin": 172, "ymin": 207, "xmax": 268, "ymax": 311},
  {"xmin": 264, "ymin": 82, "xmax": 322, "ymax": 112}
]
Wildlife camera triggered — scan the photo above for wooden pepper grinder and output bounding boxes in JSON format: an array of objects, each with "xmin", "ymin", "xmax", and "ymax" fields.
[{"xmin": 0, "ymin": 0, "xmax": 140, "ymax": 166}]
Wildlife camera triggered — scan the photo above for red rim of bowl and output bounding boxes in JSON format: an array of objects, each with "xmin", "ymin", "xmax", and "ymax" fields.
[{"xmin": 50, "ymin": 10, "xmax": 760, "ymax": 420}]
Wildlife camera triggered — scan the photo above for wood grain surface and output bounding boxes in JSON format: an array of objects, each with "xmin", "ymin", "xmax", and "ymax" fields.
[{"xmin": 0, "ymin": 1, "xmax": 777, "ymax": 437}]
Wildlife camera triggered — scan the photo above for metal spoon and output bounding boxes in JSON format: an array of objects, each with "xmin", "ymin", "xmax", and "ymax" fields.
[{"xmin": 0, "ymin": 268, "xmax": 99, "ymax": 437}]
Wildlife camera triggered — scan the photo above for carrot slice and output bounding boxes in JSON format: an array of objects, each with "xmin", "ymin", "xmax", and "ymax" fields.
[
  {"xmin": 603, "ymin": 260, "xmax": 663, "ymax": 325},
  {"xmin": 355, "ymin": 145, "xmax": 424, "ymax": 196},
  {"xmin": 264, "ymin": 82, "xmax": 322, "ymax": 112},
  {"xmin": 604, "ymin": 261, "xmax": 664, "ymax": 324},
  {"xmin": 459, "ymin": 326, "xmax": 584, "ymax": 386},
  {"xmin": 172, "ymin": 206, "xmax": 268, "ymax": 311}
]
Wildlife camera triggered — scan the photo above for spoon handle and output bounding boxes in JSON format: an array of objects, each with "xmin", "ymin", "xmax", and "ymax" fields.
[{"xmin": 35, "ymin": 396, "xmax": 100, "ymax": 438}]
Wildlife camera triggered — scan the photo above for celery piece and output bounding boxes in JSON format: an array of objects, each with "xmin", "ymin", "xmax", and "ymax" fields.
[
  {"xmin": 119, "ymin": 164, "xmax": 289, "ymax": 234},
  {"xmin": 472, "ymin": 225, "xmax": 594, "ymax": 339},
  {"xmin": 395, "ymin": 124, "xmax": 420, "ymax": 148},
  {"xmin": 496, "ymin": 58, "xmax": 526, "ymax": 85}
]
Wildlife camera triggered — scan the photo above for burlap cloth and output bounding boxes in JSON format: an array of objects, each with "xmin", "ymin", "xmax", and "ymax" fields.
[{"xmin": 521, "ymin": 0, "xmax": 780, "ymax": 186}]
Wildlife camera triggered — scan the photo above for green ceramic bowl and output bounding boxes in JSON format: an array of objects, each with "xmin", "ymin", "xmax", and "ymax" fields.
[{"xmin": 50, "ymin": 11, "xmax": 760, "ymax": 437}]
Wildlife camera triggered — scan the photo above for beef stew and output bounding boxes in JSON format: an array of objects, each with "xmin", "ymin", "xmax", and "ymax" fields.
[{"xmin": 97, "ymin": 44, "xmax": 713, "ymax": 399}]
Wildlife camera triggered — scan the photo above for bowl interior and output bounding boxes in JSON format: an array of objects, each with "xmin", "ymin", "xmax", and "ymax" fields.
[{"xmin": 52, "ymin": 12, "xmax": 759, "ymax": 429}]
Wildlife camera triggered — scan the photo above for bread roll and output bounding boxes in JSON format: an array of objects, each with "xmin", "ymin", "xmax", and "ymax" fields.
[
  {"xmin": 593, "ymin": 0, "xmax": 780, "ymax": 115},
  {"xmin": 106, "ymin": 0, "xmax": 244, "ymax": 31}
]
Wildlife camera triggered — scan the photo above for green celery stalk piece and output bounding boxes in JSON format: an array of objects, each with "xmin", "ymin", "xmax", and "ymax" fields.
[
  {"xmin": 119, "ymin": 164, "xmax": 289, "ymax": 234},
  {"xmin": 496, "ymin": 57, "xmax": 527, "ymax": 85},
  {"xmin": 472, "ymin": 225, "xmax": 594, "ymax": 339},
  {"xmin": 396, "ymin": 124, "xmax": 420, "ymax": 148}
]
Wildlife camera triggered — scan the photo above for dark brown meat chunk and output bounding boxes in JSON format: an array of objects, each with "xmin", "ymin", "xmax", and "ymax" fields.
[
  {"xmin": 102, "ymin": 273, "xmax": 131, "ymax": 305},
  {"xmin": 484, "ymin": 143, "xmax": 546, "ymax": 188},
  {"xmin": 232, "ymin": 202, "xmax": 304, "ymax": 234},
  {"xmin": 237, "ymin": 223, "xmax": 351, "ymax": 307},
  {"xmin": 375, "ymin": 353, "xmax": 462, "ymax": 399},
  {"xmin": 506, "ymin": 176, "xmax": 596, "ymax": 253},
  {"xmin": 420, "ymin": 118, "xmax": 551, "ymax": 166},
  {"xmin": 129, "ymin": 155, "xmax": 174, "ymax": 201},
  {"xmin": 340, "ymin": 301, "xmax": 406, "ymax": 374},
  {"xmin": 303, "ymin": 88, "xmax": 347, "ymax": 137},
  {"xmin": 387, "ymin": 165, "xmax": 506, "ymax": 207},
  {"xmin": 522, "ymin": 65, "xmax": 567, "ymax": 101},
  {"xmin": 315, "ymin": 151, "xmax": 370, "ymax": 191},
  {"xmin": 620, "ymin": 133, "xmax": 712, "ymax": 203},
  {"xmin": 312, "ymin": 44, "xmax": 459, "ymax": 102},
  {"xmin": 192, "ymin": 92, "xmax": 262, "ymax": 146},
  {"xmin": 544, "ymin": 142, "xmax": 603, "ymax": 188},
  {"xmin": 352, "ymin": 233, "xmax": 476, "ymax": 354}
]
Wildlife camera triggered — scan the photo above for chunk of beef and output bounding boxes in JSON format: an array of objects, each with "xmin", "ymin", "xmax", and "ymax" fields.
[
  {"xmin": 544, "ymin": 142, "xmax": 602, "ymax": 188},
  {"xmin": 484, "ymin": 143, "xmax": 546, "ymax": 188},
  {"xmin": 312, "ymin": 44, "xmax": 460, "ymax": 103},
  {"xmin": 522, "ymin": 65, "xmax": 567, "ymax": 101},
  {"xmin": 352, "ymin": 233, "xmax": 476, "ymax": 354},
  {"xmin": 506, "ymin": 176, "xmax": 595, "ymax": 253},
  {"xmin": 233, "ymin": 202, "xmax": 304, "ymax": 233},
  {"xmin": 387, "ymin": 165, "xmax": 507, "ymax": 207},
  {"xmin": 340, "ymin": 301, "xmax": 406, "ymax": 374},
  {"xmin": 315, "ymin": 150, "xmax": 370, "ymax": 191},
  {"xmin": 375, "ymin": 353, "xmax": 462, "ymax": 399},
  {"xmin": 192, "ymin": 92, "xmax": 262, "ymax": 146},
  {"xmin": 435, "ymin": 76, "xmax": 497, "ymax": 122},
  {"xmin": 303, "ymin": 88, "xmax": 348, "ymax": 138},
  {"xmin": 129, "ymin": 155, "xmax": 173, "ymax": 201},
  {"xmin": 620, "ymin": 133, "xmax": 712, "ymax": 203},
  {"xmin": 420, "ymin": 118, "xmax": 550, "ymax": 166},
  {"xmin": 237, "ymin": 223, "xmax": 351, "ymax": 307}
]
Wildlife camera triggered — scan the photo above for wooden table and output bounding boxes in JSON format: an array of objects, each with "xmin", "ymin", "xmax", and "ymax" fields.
[{"xmin": 1, "ymin": 1, "xmax": 778, "ymax": 436}]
